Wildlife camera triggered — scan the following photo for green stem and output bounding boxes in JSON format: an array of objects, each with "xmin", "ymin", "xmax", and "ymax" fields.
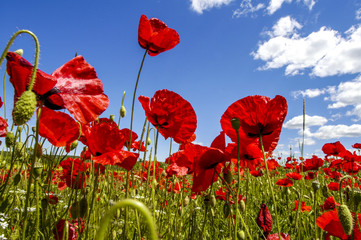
[
  {"xmin": 128, "ymin": 49, "xmax": 148, "ymax": 150},
  {"xmin": 259, "ymin": 134, "xmax": 281, "ymax": 240},
  {"xmin": 22, "ymin": 106, "xmax": 42, "ymax": 240},
  {"xmin": 2, "ymin": 71, "xmax": 6, "ymax": 122},
  {"xmin": 235, "ymin": 125, "xmax": 241, "ymax": 240},
  {"xmin": 95, "ymin": 199, "xmax": 158, "ymax": 240}
]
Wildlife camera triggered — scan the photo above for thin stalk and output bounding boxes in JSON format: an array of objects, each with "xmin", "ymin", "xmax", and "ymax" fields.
[
  {"xmin": 21, "ymin": 106, "xmax": 42, "ymax": 240},
  {"xmin": 128, "ymin": 49, "xmax": 148, "ymax": 149},
  {"xmin": 259, "ymin": 134, "xmax": 281, "ymax": 240}
]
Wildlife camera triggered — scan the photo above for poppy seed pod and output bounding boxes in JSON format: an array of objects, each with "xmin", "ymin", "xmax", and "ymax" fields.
[
  {"xmin": 237, "ymin": 230, "xmax": 245, "ymax": 240},
  {"xmin": 230, "ymin": 118, "xmax": 241, "ymax": 131},
  {"xmin": 223, "ymin": 169, "xmax": 233, "ymax": 184},
  {"xmin": 312, "ymin": 180, "xmax": 320, "ymax": 192},
  {"xmin": 33, "ymin": 162, "xmax": 43, "ymax": 178},
  {"xmin": 14, "ymin": 49, "xmax": 23, "ymax": 56},
  {"xmin": 120, "ymin": 106, "xmax": 126, "ymax": 118},
  {"xmin": 223, "ymin": 202, "xmax": 231, "ymax": 218},
  {"xmin": 239, "ymin": 200, "xmax": 246, "ymax": 212},
  {"xmin": 70, "ymin": 140, "xmax": 78, "ymax": 151},
  {"xmin": 337, "ymin": 204, "xmax": 353, "ymax": 235},
  {"xmin": 13, "ymin": 90, "xmax": 37, "ymax": 126},
  {"xmin": 354, "ymin": 190, "xmax": 361, "ymax": 207},
  {"xmin": 210, "ymin": 195, "xmax": 216, "ymax": 208}
]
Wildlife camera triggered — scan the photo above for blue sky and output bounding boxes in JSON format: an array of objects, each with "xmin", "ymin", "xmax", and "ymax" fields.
[{"xmin": 1, "ymin": 0, "xmax": 361, "ymax": 161}]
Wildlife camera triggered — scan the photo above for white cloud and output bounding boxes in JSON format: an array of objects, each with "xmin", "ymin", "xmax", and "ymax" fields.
[
  {"xmin": 284, "ymin": 114, "xmax": 328, "ymax": 129},
  {"xmin": 190, "ymin": 0, "xmax": 233, "ymax": 14},
  {"xmin": 292, "ymin": 86, "xmax": 335, "ymax": 99},
  {"xmin": 267, "ymin": 0, "xmax": 315, "ymax": 15},
  {"xmin": 268, "ymin": 16, "xmax": 302, "ymax": 37},
  {"xmin": 253, "ymin": 22, "xmax": 361, "ymax": 77},
  {"xmin": 312, "ymin": 124, "xmax": 361, "ymax": 139},
  {"xmin": 356, "ymin": 8, "xmax": 361, "ymax": 20},
  {"xmin": 233, "ymin": 0, "xmax": 265, "ymax": 18},
  {"xmin": 267, "ymin": 0, "xmax": 292, "ymax": 15}
]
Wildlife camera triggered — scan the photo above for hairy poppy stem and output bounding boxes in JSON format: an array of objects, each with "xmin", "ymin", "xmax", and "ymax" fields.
[
  {"xmin": 22, "ymin": 106, "xmax": 42, "ymax": 240},
  {"xmin": 259, "ymin": 134, "xmax": 281, "ymax": 240},
  {"xmin": 96, "ymin": 199, "xmax": 158, "ymax": 240},
  {"xmin": 128, "ymin": 49, "xmax": 148, "ymax": 150}
]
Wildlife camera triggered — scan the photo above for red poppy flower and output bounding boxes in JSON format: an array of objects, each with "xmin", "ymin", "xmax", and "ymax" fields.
[
  {"xmin": 292, "ymin": 200, "xmax": 311, "ymax": 212},
  {"xmin": 298, "ymin": 155, "xmax": 324, "ymax": 172},
  {"xmin": 256, "ymin": 204, "xmax": 273, "ymax": 237},
  {"xmin": 323, "ymin": 167, "xmax": 342, "ymax": 181},
  {"xmin": 276, "ymin": 178, "xmax": 293, "ymax": 187},
  {"xmin": 6, "ymin": 52, "xmax": 109, "ymax": 124},
  {"xmin": 304, "ymin": 171, "xmax": 317, "ymax": 180},
  {"xmin": 49, "ymin": 56, "xmax": 109, "ymax": 123},
  {"xmin": 343, "ymin": 161, "xmax": 361, "ymax": 175},
  {"xmin": 38, "ymin": 107, "xmax": 80, "ymax": 151},
  {"xmin": 266, "ymin": 233, "xmax": 291, "ymax": 240},
  {"xmin": 85, "ymin": 119, "xmax": 138, "ymax": 171},
  {"xmin": 59, "ymin": 158, "xmax": 90, "ymax": 190},
  {"xmin": 226, "ymin": 140, "xmax": 263, "ymax": 171},
  {"xmin": 53, "ymin": 219, "xmax": 77, "ymax": 240},
  {"xmin": 138, "ymin": 89, "xmax": 197, "ymax": 144},
  {"xmin": 138, "ymin": 14, "xmax": 180, "ymax": 56},
  {"xmin": 166, "ymin": 163, "xmax": 189, "ymax": 177},
  {"xmin": 322, "ymin": 141, "xmax": 347, "ymax": 157},
  {"xmin": 320, "ymin": 196, "xmax": 337, "ymax": 211},
  {"xmin": 317, "ymin": 209, "xmax": 361, "ymax": 239},
  {"xmin": 353, "ymin": 143, "xmax": 361, "ymax": 149},
  {"xmin": 221, "ymin": 95, "xmax": 288, "ymax": 152},
  {"xmin": 286, "ymin": 172, "xmax": 303, "ymax": 180},
  {"xmin": 328, "ymin": 182, "xmax": 340, "ymax": 191},
  {"xmin": 6, "ymin": 52, "xmax": 57, "ymax": 105},
  {"xmin": 0, "ymin": 97, "xmax": 7, "ymax": 138}
]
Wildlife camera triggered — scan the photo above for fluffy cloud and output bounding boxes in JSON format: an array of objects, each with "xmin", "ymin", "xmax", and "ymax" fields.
[
  {"xmin": 190, "ymin": 0, "xmax": 233, "ymax": 14},
  {"xmin": 267, "ymin": 0, "xmax": 292, "ymax": 15},
  {"xmin": 268, "ymin": 16, "xmax": 302, "ymax": 37},
  {"xmin": 356, "ymin": 8, "xmax": 361, "ymax": 20},
  {"xmin": 267, "ymin": 0, "xmax": 315, "ymax": 15},
  {"xmin": 253, "ymin": 20, "xmax": 361, "ymax": 77},
  {"xmin": 311, "ymin": 124, "xmax": 361, "ymax": 139},
  {"xmin": 292, "ymin": 86, "xmax": 335, "ymax": 98},
  {"xmin": 233, "ymin": 0, "xmax": 265, "ymax": 18},
  {"xmin": 284, "ymin": 114, "xmax": 328, "ymax": 129}
]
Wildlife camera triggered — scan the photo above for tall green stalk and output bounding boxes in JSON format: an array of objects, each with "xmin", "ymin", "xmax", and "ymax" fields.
[{"xmin": 259, "ymin": 134, "xmax": 281, "ymax": 240}]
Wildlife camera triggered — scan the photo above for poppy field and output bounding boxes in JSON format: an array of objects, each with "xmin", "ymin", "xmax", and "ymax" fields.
[{"xmin": 1, "ymin": 14, "xmax": 361, "ymax": 240}]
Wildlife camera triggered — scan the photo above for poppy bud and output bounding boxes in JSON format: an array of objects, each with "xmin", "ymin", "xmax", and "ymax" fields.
[
  {"xmin": 322, "ymin": 185, "xmax": 330, "ymax": 198},
  {"xmin": 13, "ymin": 90, "xmax": 37, "ymax": 126},
  {"xmin": 32, "ymin": 126, "xmax": 36, "ymax": 133},
  {"xmin": 33, "ymin": 162, "xmax": 43, "ymax": 178},
  {"xmin": 239, "ymin": 200, "xmax": 246, "ymax": 212},
  {"xmin": 237, "ymin": 230, "xmax": 245, "ymax": 240},
  {"xmin": 312, "ymin": 180, "xmax": 320, "ymax": 192},
  {"xmin": 147, "ymin": 137, "xmax": 151, "ymax": 145},
  {"xmin": 230, "ymin": 118, "xmax": 241, "ymax": 131},
  {"xmin": 70, "ymin": 140, "xmax": 78, "ymax": 151},
  {"xmin": 14, "ymin": 49, "xmax": 23, "ymax": 56},
  {"xmin": 13, "ymin": 173, "xmax": 21, "ymax": 186},
  {"xmin": 120, "ymin": 106, "xmax": 126, "ymax": 118},
  {"xmin": 204, "ymin": 197, "xmax": 210, "ymax": 207},
  {"xmin": 184, "ymin": 196, "xmax": 190, "ymax": 206},
  {"xmin": 223, "ymin": 202, "xmax": 231, "ymax": 218},
  {"xmin": 210, "ymin": 195, "xmax": 216, "ymax": 208},
  {"xmin": 354, "ymin": 190, "xmax": 361, "ymax": 207},
  {"xmin": 79, "ymin": 197, "xmax": 88, "ymax": 218},
  {"xmin": 41, "ymin": 198, "xmax": 48, "ymax": 210},
  {"xmin": 338, "ymin": 204, "xmax": 353, "ymax": 235},
  {"xmin": 15, "ymin": 142, "xmax": 26, "ymax": 158},
  {"xmin": 109, "ymin": 114, "xmax": 115, "ymax": 122},
  {"xmin": 70, "ymin": 201, "xmax": 81, "ymax": 219},
  {"xmin": 223, "ymin": 168, "xmax": 233, "ymax": 184},
  {"xmin": 5, "ymin": 131, "xmax": 15, "ymax": 148}
]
